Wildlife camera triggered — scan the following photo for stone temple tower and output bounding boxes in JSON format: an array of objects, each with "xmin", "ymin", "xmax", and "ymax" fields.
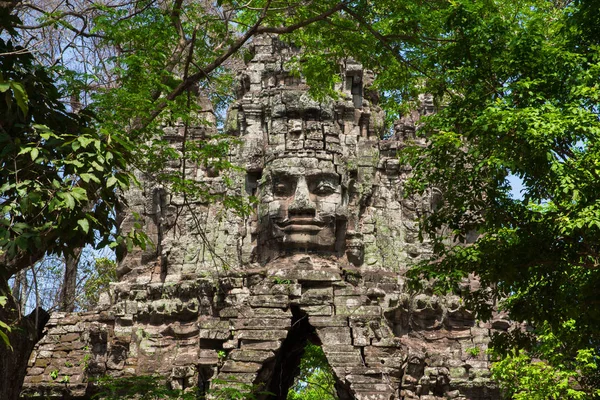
[{"xmin": 22, "ymin": 35, "xmax": 507, "ymax": 399}]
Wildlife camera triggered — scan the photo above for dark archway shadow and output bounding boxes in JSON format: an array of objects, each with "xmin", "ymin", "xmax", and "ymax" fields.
[{"xmin": 253, "ymin": 305, "xmax": 354, "ymax": 400}]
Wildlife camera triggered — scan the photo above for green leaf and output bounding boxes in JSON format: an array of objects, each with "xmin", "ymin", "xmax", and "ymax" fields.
[
  {"xmin": 10, "ymin": 82, "xmax": 28, "ymax": 115},
  {"xmin": 77, "ymin": 136, "xmax": 94, "ymax": 148},
  {"xmin": 80, "ymin": 173, "xmax": 100, "ymax": 184},
  {"xmin": 71, "ymin": 187, "xmax": 88, "ymax": 201},
  {"xmin": 106, "ymin": 176, "xmax": 118, "ymax": 188},
  {"xmin": 77, "ymin": 218, "xmax": 90, "ymax": 233},
  {"xmin": 91, "ymin": 161, "xmax": 103, "ymax": 172},
  {"xmin": 30, "ymin": 148, "xmax": 39, "ymax": 161},
  {"xmin": 63, "ymin": 193, "xmax": 75, "ymax": 209},
  {"xmin": 0, "ymin": 328, "xmax": 12, "ymax": 351}
]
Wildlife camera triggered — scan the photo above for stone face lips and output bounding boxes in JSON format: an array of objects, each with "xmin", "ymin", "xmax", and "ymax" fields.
[{"xmin": 22, "ymin": 35, "xmax": 504, "ymax": 399}]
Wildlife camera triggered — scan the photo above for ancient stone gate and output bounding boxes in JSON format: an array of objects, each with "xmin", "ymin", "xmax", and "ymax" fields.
[{"xmin": 22, "ymin": 35, "xmax": 506, "ymax": 399}]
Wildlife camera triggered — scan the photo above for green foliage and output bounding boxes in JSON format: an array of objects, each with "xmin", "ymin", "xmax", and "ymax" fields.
[
  {"xmin": 491, "ymin": 321, "xmax": 600, "ymax": 399},
  {"xmin": 287, "ymin": 342, "xmax": 338, "ymax": 400},
  {"xmin": 465, "ymin": 346, "xmax": 480, "ymax": 358},
  {"xmin": 78, "ymin": 258, "xmax": 117, "ymax": 311},
  {"xmin": 272, "ymin": 277, "xmax": 293, "ymax": 285},
  {"xmin": 87, "ymin": 1, "xmax": 257, "ymax": 218},
  {"xmin": 210, "ymin": 377, "xmax": 271, "ymax": 400},
  {"xmin": 92, "ymin": 375, "xmax": 270, "ymax": 400},
  {"xmin": 49, "ymin": 369, "xmax": 59, "ymax": 380},
  {"xmin": 92, "ymin": 375, "xmax": 197, "ymax": 400},
  {"xmin": 395, "ymin": 0, "xmax": 600, "ymax": 395},
  {"xmin": 287, "ymin": 0, "xmax": 447, "ymax": 122},
  {"xmin": 0, "ymin": 296, "xmax": 12, "ymax": 350},
  {"xmin": 0, "ymin": 30, "xmax": 146, "ymax": 275}
]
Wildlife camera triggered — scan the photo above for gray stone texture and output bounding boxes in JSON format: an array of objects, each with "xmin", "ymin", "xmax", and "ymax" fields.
[{"xmin": 21, "ymin": 35, "xmax": 505, "ymax": 399}]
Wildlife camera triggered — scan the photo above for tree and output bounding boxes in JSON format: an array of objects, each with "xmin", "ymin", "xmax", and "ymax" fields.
[
  {"xmin": 287, "ymin": 342, "xmax": 338, "ymax": 400},
  {"xmin": 394, "ymin": 0, "xmax": 600, "ymax": 396},
  {"xmin": 78, "ymin": 257, "xmax": 117, "ymax": 311},
  {"xmin": 0, "ymin": 4, "xmax": 146, "ymax": 397}
]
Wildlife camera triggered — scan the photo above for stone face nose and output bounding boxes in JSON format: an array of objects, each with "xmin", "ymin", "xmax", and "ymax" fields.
[{"xmin": 289, "ymin": 177, "xmax": 316, "ymax": 215}]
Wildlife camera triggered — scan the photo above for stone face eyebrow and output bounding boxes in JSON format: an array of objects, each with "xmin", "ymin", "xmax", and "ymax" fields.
[{"xmin": 306, "ymin": 172, "xmax": 340, "ymax": 187}]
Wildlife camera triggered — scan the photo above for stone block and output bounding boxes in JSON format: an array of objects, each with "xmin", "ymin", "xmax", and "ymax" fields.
[
  {"xmin": 354, "ymin": 391, "xmax": 395, "ymax": 400},
  {"xmin": 335, "ymin": 305, "xmax": 382, "ymax": 317},
  {"xmin": 167, "ymin": 322, "xmax": 199, "ymax": 338},
  {"xmin": 309, "ymin": 315, "xmax": 348, "ymax": 327},
  {"xmin": 60, "ymin": 333, "xmax": 81, "ymax": 342},
  {"xmin": 351, "ymin": 326, "xmax": 370, "ymax": 346},
  {"xmin": 34, "ymin": 358, "xmax": 50, "ymax": 368},
  {"xmin": 334, "ymin": 295, "xmax": 363, "ymax": 308},
  {"xmin": 198, "ymin": 349, "xmax": 219, "ymax": 365},
  {"xmin": 297, "ymin": 287, "xmax": 333, "ymax": 305},
  {"xmin": 305, "ymin": 140, "xmax": 324, "ymax": 150},
  {"xmin": 449, "ymin": 367, "xmax": 468, "ymax": 378},
  {"xmin": 325, "ymin": 351, "xmax": 363, "ymax": 366},
  {"xmin": 252, "ymin": 307, "xmax": 292, "ymax": 318},
  {"xmin": 251, "ymin": 283, "xmax": 301, "ymax": 297},
  {"xmin": 240, "ymin": 340, "xmax": 282, "ymax": 350},
  {"xmin": 301, "ymin": 305, "xmax": 333, "ymax": 316},
  {"xmin": 317, "ymin": 327, "xmax": 352, "ymax": 345},
  {"xmin": 171, "ymin": 366, "xmax": 195, "ymax": 378},
  {"xmin": 272, "ymin": 269, "xmax": 341, "ymax": 282},
  {"xmin": 219, "ymin": 306, "xmax": 253, "ymax": 318},
  {"xmin": 370, "ymin": 337, "xmax": 402, "ymax": 348},
  {"xmin": 249, "ymin": 294, "xmax": 289, "ymax": 308},
  {"xmin": 228, "ymin": 349, "xmax": 274, "ymax": 363},
  {"xmin": 220, "ymin": 361, "xmax": 262, "ymax": 373},
  {"xmin": 199, "ymin": 329, "xmax": 230, "ymax": 341},
  {"xmin": 236, "ymin": 329, "xmax": 288, "ymax": 341},
  {"xmin": 233, "ymin": 318, "xmax": 291, "ymax": 330},
  {"xmin": 198, "ymin": 319, "xmax": 230, "ymax": 331}
]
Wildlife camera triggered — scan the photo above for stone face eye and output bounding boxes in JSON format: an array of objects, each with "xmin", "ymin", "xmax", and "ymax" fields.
[
  {"xmin": 312, "ymin": 181, "xmax": 336, "ymax": 196},
  {"xmin": 272, "ymin": 177, "xmax": 294, "ymax": 196}
]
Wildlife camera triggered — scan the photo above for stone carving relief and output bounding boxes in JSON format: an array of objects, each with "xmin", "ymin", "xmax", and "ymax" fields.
[
  {"xmin": 21, "ymin": 35, "xmax": 506, "ymax": 400},
  {"xmin": 257, "ymin": 155, "xmax": 347, "ymax": 257}
]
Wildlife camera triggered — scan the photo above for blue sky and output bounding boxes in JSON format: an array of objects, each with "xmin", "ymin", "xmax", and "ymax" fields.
[{"xmin": 508, "ymin": 174, "xmax": 525, "ymax": 200}]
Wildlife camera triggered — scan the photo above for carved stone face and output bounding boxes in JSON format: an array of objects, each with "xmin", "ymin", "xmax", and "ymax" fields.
[{"xmin": 258, "ymin": 157, "xmax": 347, "ymax": 253}]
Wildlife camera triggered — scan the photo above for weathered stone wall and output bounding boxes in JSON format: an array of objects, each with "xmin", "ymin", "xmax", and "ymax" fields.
[{"xmin": 21, "ymin": 35, "xmax": 507, "ymax": 399}]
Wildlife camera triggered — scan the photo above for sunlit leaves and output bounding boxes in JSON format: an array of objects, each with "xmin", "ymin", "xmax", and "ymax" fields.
[
  {"xmin": 0, "ymin": 296, "xmax": 12, "ymax": 350},
  {"xmin": 0, "ymin": 74, "xmax": 28, "ymax": 116},
  {"xmin": 398, "ymin": 0, "xmax": 600, "ymax": 396},
  {"xmin": 288, "ymin": 342, "xmax": 338, "ymax": 400},
  {"xmin": 0, "ymin": 35, "xmax": 143, "ymax": 275},
  {"xmin": 490, "ymin": 321, "xmax": 600, "ymax": 399}
]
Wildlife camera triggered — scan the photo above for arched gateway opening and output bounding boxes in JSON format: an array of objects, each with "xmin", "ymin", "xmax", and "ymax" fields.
[{"xmin": 254, "ymin": 305, "xmax": 353, "ymax": 400}]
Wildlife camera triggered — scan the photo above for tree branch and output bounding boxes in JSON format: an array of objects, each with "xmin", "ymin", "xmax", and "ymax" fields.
[{"xmin": 136, "ymin": 0, "xmax": 347, "ymax": 132}]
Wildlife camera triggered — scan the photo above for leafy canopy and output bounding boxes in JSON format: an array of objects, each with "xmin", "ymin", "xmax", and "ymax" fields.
[
  {"xmin": 287, "ymin": 342, "xmax": 338, "ymax": 400},
  {"xmin": 393, "ymin": 0, "xmax": 600, "ymax": 396},
  {"xmin": 0, "ymin": 32, "xmax": 145, "ymax": 279}
]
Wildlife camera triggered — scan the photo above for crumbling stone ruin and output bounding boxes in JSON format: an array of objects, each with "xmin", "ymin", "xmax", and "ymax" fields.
[{"xmin": 21, "ymin": 35, "xmax": 508, "ymax": 399}]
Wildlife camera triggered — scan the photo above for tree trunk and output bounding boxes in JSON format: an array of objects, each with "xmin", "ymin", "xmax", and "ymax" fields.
[
  {"xmin": 0, "ymin": 280, "xmax": 49, "ymax": 400},
  {"xmin": 11, "ymin": 269, "xmax": 28, "ymax": 315},
  {"xmin": 59, "ymin": 248, "xmax": 82, "ymax": 312}
]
